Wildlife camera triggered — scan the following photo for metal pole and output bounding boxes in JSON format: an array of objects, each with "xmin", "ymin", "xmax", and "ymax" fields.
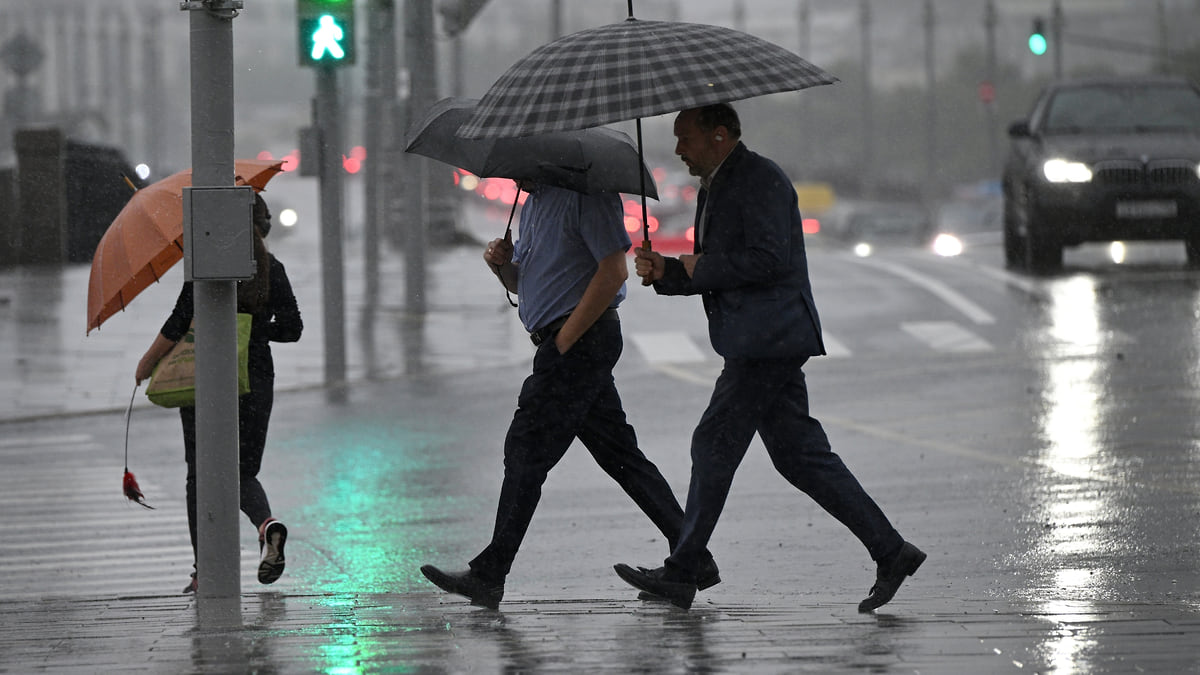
[
  {"xmin": 1156, "ymin": 0, "xmax": 1169, "ymax": 73},
  {"xmin": 984, "ymin": 0, "xmax": 998, "ymax": 176},
  {"xmin": 187, "ymin": 0, "xmax": 241, "ymax": 611},
  {"xmin": 1051, "ymin": 0, "xmax": 1064, "ymax": 79},
  {"xmin": 550, "ymin": 0, "xmax": 562, "ymax": 40},
  {"xmin": 73, "ymin": 6, "xmax": 90, "ymax": 117},
  {"xmin": 364, "ymin": 0, "xmax": 392, "ymax": 309},
  {"xmin": 859, "ymin": 0, "xmax": 873, "ymax": 197},
  {"xmin": 143, "ymin": 6, "xmax": 164, "ymax": 173},
  {"xmin": 117, "ymin": 9, "xmax": 134, "ymax": 155},
  {"xmin": 404, "ymin": 0, "xmax": 432, "ymax": 315},
  {"xmin": 316, "ymin": 66, "xmax": 348, "ymax": 401},
  {"xmin": 796, "ymin": 0, "xmax": 809, "ymax": 59},
  {"xmin": 923, "ymin": 0, "xmax": 936, "ymax": 209}
]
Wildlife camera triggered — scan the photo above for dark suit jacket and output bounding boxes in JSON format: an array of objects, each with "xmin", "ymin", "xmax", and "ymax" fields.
[{"xmin": 653, "ymin": 142, "xmax": 825, "ymax": 360}]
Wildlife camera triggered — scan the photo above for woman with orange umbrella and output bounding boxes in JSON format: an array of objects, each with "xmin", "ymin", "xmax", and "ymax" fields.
[{"xmin": 134, "ymin": 193, "xmax": 303, "ymax": 594}]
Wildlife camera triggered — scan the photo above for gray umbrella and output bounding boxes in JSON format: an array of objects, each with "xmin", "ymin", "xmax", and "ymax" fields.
[
  {"xmin": 457, "ymin": 11, "xmax": 836, "ymax": 245},
  {"xmin": 457, "ymin": 18, "xmax": 837, "ymax": 140},
  {"xmin": 406, "ymin": 96, "xmax": 657, "ymax": 198}
]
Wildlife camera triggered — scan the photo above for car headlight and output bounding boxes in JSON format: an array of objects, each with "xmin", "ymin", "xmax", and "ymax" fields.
[
  {"xmin": 931, "ymin": 233, "xmax": 963, "ymax": 257},
  {"xmin": 1042, "ymin": 158, "xmax": 1093, "ymax": 183}
]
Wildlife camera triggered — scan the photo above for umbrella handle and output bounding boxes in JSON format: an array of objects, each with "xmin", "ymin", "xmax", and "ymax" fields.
[
  {"xmin": 640, "ymin": 240, "xmax": 655, "ymax": 286},
  {"xmin": 123, "ymin": 383, "xmax": 138, "ymax": 469},
  {"xmin": 502, "ymin": 189, "xmax": 519, "ymax": 308}
]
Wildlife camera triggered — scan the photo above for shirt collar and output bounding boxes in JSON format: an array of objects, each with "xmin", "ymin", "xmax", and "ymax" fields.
[{"xmin": 699, "ymin": 146, "xmax": 734, "ymax": 190}]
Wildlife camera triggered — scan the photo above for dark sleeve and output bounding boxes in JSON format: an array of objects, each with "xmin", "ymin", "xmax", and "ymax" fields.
[
  {"xmin": 652, "ymin": 257, "xmax": 698, "ymax": 296},
  {"xmin": 160, "ymin": 283, "xmax": 194, "ymax": 341},
  {"xmin": 267, "ymin": 256, "xmax": 303, "ymax": 343}
]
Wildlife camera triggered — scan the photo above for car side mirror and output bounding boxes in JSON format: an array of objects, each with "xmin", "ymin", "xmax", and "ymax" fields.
[{"xmin": 1007, "ymin": 121, "xmax": 1032, "ymax": 138}]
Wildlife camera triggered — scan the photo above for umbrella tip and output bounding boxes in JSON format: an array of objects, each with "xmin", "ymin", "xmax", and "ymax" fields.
[{"xmin": 122, "ymin": 175, "xmax": 137, "ymax": 192}]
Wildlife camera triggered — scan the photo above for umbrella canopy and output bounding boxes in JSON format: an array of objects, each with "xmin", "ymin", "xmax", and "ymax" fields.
[
  {"xmin": 407, "ymin": 97, "xmax": 658, "ymax": 198},
  {"xmin": 458, "ymin": 17, "xmax": 838, "ymax": 140},
  {"xmin": 86, "ymin": 159, "xmax": 284, "ymax": 334}
]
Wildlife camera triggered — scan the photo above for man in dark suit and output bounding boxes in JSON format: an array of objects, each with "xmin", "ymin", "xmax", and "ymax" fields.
[{"xmin": 614, "ymin": 103, "xmax": 925, "ymax": 612}]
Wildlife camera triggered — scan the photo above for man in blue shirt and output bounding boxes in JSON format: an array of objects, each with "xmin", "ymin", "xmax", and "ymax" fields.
[{"xmin": 421, "ymin": 181, "xmax": 717, "ymax": 609}]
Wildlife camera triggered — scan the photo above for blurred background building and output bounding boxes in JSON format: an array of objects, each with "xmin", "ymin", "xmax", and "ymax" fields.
[{"xmin": 1, "ymin": 0, "xmax": 1198, "ymax": 261}]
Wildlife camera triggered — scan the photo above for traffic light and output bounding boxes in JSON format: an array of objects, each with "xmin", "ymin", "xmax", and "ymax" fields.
[
  {"xmin": 297, "ymin": 0, "xmax": 355, "ymax": 67},
  {"xmin": 1028, "ymin": 17, "xmax": 1048, "ymax": 56}
]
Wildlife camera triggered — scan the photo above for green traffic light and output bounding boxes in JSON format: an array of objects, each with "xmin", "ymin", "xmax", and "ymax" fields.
[
  {"xmin": 297, "ymin": 0, "xmax": 355, "ymax": 67},
  {"xmin": 1028, "ymin": 33, "xmax": 1047, "ymax": 56},
  {"xmin": 1028, "ymin": 17, "xmax": 1047, "ymax": 56},
  {"xmin": 310, "ymin": 14, "xmax": 346, "ymax": 61}
]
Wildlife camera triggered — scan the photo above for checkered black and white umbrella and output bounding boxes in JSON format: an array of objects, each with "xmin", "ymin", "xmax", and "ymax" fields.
[
  {"xmin": 458, "ymin": 18, "xmax": 838, "ymax": 140},
  {"xmin": 459, "ymin": 15, "xmax": 837, "ymax": 248}
]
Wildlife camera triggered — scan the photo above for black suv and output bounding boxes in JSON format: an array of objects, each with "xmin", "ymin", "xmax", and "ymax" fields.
[{"xmin": 1002, "ymin": 76, "xmax": 1200, "ymax": 273}]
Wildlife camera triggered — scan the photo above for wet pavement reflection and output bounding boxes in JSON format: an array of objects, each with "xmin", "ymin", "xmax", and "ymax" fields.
[
  {"xmin": 3, "ymin": 227, "xmax": 1199, "ymax": 672},
  {"xmin": 1009, "ymin": 266, "xmax": 1200, "ymax": 672}
]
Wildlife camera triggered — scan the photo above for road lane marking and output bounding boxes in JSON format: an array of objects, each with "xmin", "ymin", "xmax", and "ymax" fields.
[
  {"xmin": 848, "ymin": 256, "xmax": 997, "ymax": 325},
  {"xmin": 962, "ymin": 261, "xmax": 1043, "ymax": 297},
  {"xmin": 901, "ymin": 321, "xmax": 994, "ymax": 353}
]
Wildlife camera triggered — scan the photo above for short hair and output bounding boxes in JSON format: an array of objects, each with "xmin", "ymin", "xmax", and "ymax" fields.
[{"xmin": 694, "ymin": 103, "xmax": 741, "ymax": 139}]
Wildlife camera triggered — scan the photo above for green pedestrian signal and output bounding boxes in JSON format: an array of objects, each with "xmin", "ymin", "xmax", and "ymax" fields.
[
  {"xmin": 1028, "ymin": 18, "xmax": 1047, "ymax": 56},
  {"xmin": 297, "ymin": 0, "xmax": 355, "ymax": 67}
]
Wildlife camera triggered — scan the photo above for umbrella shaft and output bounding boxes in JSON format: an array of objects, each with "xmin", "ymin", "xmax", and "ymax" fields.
[{"xmin": 636, "ymin": 118, "xmax": 650, "ymax": 245}]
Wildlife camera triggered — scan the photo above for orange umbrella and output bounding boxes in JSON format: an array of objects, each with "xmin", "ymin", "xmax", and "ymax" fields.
[{"xmin": 86, "ymin": 159, "xmax": 284, "ymax": 334}]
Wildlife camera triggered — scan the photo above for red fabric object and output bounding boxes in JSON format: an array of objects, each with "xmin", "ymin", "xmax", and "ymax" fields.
[{"xmin": 122, "ymin": 469, "xmax": 154, "ymax": 509}]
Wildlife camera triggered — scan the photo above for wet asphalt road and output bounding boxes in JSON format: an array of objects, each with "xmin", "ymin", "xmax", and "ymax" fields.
[{"xmin": 1, "ymin": 213, "xmax": 1199, "ymax": 672}]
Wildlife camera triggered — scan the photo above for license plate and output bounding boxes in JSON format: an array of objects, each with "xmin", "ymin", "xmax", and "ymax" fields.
[{"xmin": 1116, "ymin": 200, "xmax": 1177, "ymax": 218}]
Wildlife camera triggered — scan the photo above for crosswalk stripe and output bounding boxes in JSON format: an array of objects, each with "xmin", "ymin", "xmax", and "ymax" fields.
[
  {"xmin": 630, "ymin": 331, "xmax": 708, "ymax": 364},
  {"xmin": 0, "ymin": 430, "xmax": 205, "ymax": 600},
  {"xmin": 821, "ymin": 333, "xmax": 852, "ymax": 358},
  {"xmin": 901, "ymin": 321, "xmax": 994, "ymax": 353},
  {"xmin": 0, "ymin": 434, "xmax": 94, "ymax": 449}
]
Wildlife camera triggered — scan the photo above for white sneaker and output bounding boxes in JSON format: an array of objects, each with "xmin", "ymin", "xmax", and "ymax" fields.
[{"xmin": 258, "ymin": 519, "xmax": 287, "ymax": 584}]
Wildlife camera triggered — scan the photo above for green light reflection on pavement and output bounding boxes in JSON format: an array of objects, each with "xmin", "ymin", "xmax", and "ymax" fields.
[
  {"xmin": 273, "ymin": 413, "xmax": 486, "ymax": 674},
  {"xmin": 284, "ymin": 415, "xmax": 480, "ymax": 593}
]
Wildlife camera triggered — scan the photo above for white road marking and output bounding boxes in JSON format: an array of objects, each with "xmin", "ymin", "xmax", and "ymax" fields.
[
  {"xmin": 630, "ymin": 331, "xmax": 708, "ymax": 364},
  {"xmin": 849, "ymin": 256, "xmax": 997, "ymax": 325},
  {"xmin": 901, "ymin": 321, "xmax": 994, "ymax": 353},
  {"xmin": 820, "ymin": 333, "xmax": 852, "ymax": 358}
]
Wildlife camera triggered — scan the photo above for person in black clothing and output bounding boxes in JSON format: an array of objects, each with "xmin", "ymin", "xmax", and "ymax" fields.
[
  {"xmin": 136, "ymin": 193, "xmax": 303, "ymax": 594},
  {"xmin": 615, "ymin": 104, "xmax": 924, "ymax": 612}
]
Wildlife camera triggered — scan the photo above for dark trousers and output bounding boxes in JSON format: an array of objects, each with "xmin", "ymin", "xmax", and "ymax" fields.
[
  {"xmin": 469, "ymin": 319, "xmax": 691, "ymax": 580},
  {"xmin": 180, "ymin": 372, "xmax": 274, "ymax": 563},
  {"xmin": 666, "ymin": 358, "xmax": 903, "ymax": 580}
]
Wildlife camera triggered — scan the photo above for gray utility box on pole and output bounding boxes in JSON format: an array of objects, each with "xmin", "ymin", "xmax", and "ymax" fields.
[{"xmin": 183, "ymin": 185, "xmax": 256, "ymax": 281}]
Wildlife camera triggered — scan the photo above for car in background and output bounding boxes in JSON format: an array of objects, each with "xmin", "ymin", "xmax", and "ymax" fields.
[
  {"xmin": 821, "ymin": 200, "xmax": 930, "ymax": 256},
  {"xmin": 1002, "ymin": 76, "xmax": 1200, "ymax": 273},
  {"xmin": 928, "ymin": 185, "xmax": 1003, "ymax": 257}
]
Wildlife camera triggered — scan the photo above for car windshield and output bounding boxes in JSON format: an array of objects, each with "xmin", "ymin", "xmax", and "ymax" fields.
[
  {"xmin": 1042, "ymin": 84, "xmax": 1200, "ymax": 133},
  {"xmin": 852, "ymin": 211, "xmax": 924, "ymax": 235}
]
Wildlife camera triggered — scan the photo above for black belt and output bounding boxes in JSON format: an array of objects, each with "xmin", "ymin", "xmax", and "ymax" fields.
[{"xmin": 530, "ymin": 308, "xmax": 619, "ymax": 346}]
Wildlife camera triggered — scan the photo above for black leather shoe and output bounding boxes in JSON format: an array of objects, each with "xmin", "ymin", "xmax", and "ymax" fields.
[
  {"xmin": 420, "ymin": 564, "xmax": 504, "ymax": 610},
  {"xmin": 635, "ymin": 558, "xmax": 720, "ymax": 600},
  {"xmin": 858, "ymin": 542, "xmax": 926, "ymax": 613},
  {"xmin": 614, "ymin": 563, "xmax": 696, "ymax": 610}
]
